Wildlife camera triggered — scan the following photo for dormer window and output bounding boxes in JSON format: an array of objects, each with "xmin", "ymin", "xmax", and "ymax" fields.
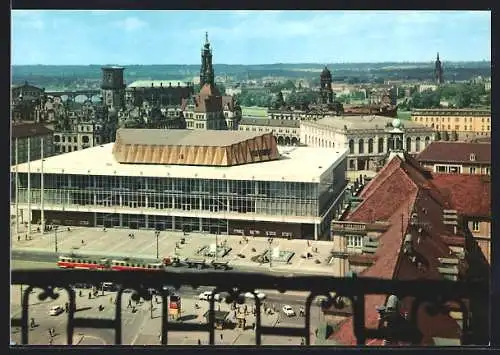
[{"xmin": 470, "ymin": 153, "xmax": 476, "ymax": 161}]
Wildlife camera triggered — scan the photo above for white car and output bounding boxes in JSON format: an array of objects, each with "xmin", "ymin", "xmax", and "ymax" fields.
[
  {"xmin": 244, "ymin": 291, "xmax": 266, "ymax": 300},
  {"xmin": 282, "ymin": 305, "xmax": 296, "ymax": 317},
  {"xmin": 198, "ymin": 291, "xmax": 222, "ymax": 302},
  {"xmin": 49, "ymin": 305, "xmax": 64, "ymax": 316}
]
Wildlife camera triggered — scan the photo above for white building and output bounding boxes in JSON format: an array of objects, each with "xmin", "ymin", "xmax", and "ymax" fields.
[
  {"xmin": 12, "ymin": 129, "xmax": 349, "ymax": 241},
  {"xmin": 300, "ymin": 115, "xmax": 434, "ymax": 173}
]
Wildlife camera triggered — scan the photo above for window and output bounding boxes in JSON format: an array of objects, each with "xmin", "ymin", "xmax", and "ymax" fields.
[
  {"xmin": 358, "ymin": 139, "xmax": 364, "ymax": 154},
  {"xmin": 349, "ymin": 159, "xmax": 355, "ymax": 170},
  {"xmin": 378, "ymin": 138, "xmax": 384, "ymax": 153},
  {"xmin": 346, "ymin": 235, "xmax": 363, "ymax": 248},
  {"xmin": 415, "ymin": 137, "xmax": 421, "ymax": 152},
  {"xmin": 435, "ymin": 165, "xmax": 447, "ymax": 173},
  {"xmin": 349, "ymin": 139, "xmax": 355, "ymax": 154},
  {"xmin": 472, "ymin": 221, "xmax": 480, "ymax": 232},
  {"xmin": 368, "ymin": 138, "xmax": 374, "ymax": 153},
  {"xmin": 470, "ymin": 167, "xmax": 476, "ymax": 174}
]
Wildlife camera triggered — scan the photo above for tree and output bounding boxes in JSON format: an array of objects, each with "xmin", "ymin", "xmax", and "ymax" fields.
[{"xmin": 283, "ymin": 80, "xmax": 295, "ymax": 90}]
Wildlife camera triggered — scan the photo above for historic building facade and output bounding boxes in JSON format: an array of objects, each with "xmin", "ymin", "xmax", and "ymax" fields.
[
  {"xmin": 417, "ymin": 141, "xmax": 491, "ymax": 175},
  {"xmin": 411, "ymin": 108, "xmax": 491, "ymax": 141},
  {"xmin": 181, "ymin": 33, "xmax": 241, "ymax": 131},
  {"xmin": 301, "ymin": 116, "xmax": 434, "ymax": 173},
  {"xmin": 11, "ymin": 122, "xmax": 54, "ymax": 165},
  {"xmin": 238, "ymin": 117, "xmax": 300, "ymax": 145}
]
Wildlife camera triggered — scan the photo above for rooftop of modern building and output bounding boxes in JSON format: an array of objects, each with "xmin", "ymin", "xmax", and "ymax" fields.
[
  {"xmin": 11, "ymin": 122, "xmax": 53, "ymax": 139},
  {"xmin": 127, "ymin": 80, "xmax": 190, "ymax": 89},
  {"xmin": 417, "ymin": 141, "xmax": 491, "ymax": 164},
  {"xmin": 239, "ymin": 117, "xmax": 300, "ymax": 128},
  {"xmin": 411, "ymin": 108, "xmax": 491, "ymax": 115},
  {"xmin": 302, "ymin": 115, "xmax": 428, "ymax": 131},
  {"xmin": 11, "ymin": 142, "xmax": 348, "ymax": 183},
  {"xmin": 116, "ymin": 128, "xmax": 264, "ymax": 147}
]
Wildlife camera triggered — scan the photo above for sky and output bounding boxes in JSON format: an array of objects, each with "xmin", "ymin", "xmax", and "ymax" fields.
[{"xmin": 11, "ymin": 10, "xmax": 491, "ymax": 65}]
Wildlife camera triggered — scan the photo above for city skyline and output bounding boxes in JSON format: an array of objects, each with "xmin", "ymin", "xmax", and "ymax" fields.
[{"xmin": 12, "ymin": 10, "xmax": 491, "ymax": 66}]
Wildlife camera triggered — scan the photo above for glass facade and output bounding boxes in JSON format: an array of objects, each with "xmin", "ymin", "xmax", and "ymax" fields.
[{"xmin": 13, "ymin": 173, "xmax": 340, "ymax": 218}]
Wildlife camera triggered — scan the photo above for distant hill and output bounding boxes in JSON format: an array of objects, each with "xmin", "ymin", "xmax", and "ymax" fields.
[{"xmin": 11, "ymin": 62, "xmax": 491, "ymax": 88}]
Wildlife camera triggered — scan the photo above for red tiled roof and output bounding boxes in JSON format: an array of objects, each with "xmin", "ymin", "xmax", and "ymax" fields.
[
  {"xmin": 417, "ymin": 142, "xmax": 491, "ymax": 164},
  {"xmin": 430, "ymin": 174, "xmax": 491, "ymax": 218},
  {"xmin": 332, "ymin": 154, "xmax": 464, "ymax": 346},
  {"xmin": 199, "ymin": 83, "xmax": 221, "ymax": 97}
]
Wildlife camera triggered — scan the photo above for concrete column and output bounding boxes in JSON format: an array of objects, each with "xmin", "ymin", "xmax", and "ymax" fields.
[
  {"xmin": 15, "ymin": 138, "xmax": 19, "ymax": 236},
  {"xmin": 145, "ymin": 215, "xmax": 149, "ymax": 229},
  {"xmin": 27, "ymin": 137, "xmax": 31, "ymax": 239},
  {"xmin": 145, "ymin": 178, "xmax": 149, "ymax": 208},
  {"xmin": 119, "ymin": 177, "xmax": 123, "ymax": 207},
  {"xmin": 172, "ymin": 216, "xmax": 176, "ymax": 230},
  {"xmin": 119, "ymin": 214, "xmax": 123, "ymax": 227},
  {"xmin": 314, "ymin": 223, "xmax": 318, "ymax": 241},
  {"xmin": 40, "ymin": 137, "xmax": 45, "ymax": 235},
  {"xmin": 199, "ymin": 217, "xmax": 202, "ymax": 231},
  {"xmin": 93, "ymin": 176, "xmax": 97, "ymax": 205}
]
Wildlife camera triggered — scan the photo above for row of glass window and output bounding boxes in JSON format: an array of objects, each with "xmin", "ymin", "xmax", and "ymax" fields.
[
  {"xmin": 15, "ymin": 174, "xmax": 321, "ymax": 200},
  {"xmin": 16, "ymin": 189, "xmax": 321, "ymax": 216},
  {"xmin": 348, "ymin": 136, "xmax": 431, "ymax": 154}
]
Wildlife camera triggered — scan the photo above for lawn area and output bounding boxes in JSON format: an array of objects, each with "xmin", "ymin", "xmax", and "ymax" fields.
[
  {"xmin": 397, "ymin": 111, "xmax": 412, "ymax": 120},
  {"xmin": 241, "ymin": 106, "xmax": 268, "ymax": 117}
]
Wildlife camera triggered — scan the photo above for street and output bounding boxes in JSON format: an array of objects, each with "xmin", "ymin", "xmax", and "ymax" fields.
[{"xmin": 11, "ymin": 277, "xmax": 325, "ymax": 346}]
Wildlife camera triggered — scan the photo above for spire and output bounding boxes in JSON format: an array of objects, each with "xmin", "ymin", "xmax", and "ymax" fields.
[
  {"xmin": 436, "ymin": 52, "xmax": 440, "ymax": 61},
  {"xmin": 205, "ymin": 31, "xmax": 209, "ymax": 44}
]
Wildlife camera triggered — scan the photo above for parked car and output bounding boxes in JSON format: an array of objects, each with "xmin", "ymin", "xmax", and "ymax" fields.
[
  {"xmin": 244, "ymin": 291, "xmax": 266, "ymax": 300},
  {"xmin": 282, "ymin": 305, "xmax": 296, "ymax": 317},
  {"xmin": 198, "ymin": 291, "xmax": 222, "ymax": 302},
  {"xmin": 49, "ymin": 305, "xmax": 64, "ymax": 316},
  {"xmin": 102, "ymin": 282, "xmax": 116, "ymax": 291}
]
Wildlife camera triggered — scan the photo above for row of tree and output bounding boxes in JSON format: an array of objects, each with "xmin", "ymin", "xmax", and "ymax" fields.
[{"xmin": 399, "ymin": 83, "xmax": 489, "ymax": 110}]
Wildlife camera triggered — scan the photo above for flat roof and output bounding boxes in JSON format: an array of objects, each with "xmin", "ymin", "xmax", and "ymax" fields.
[
  {"xmin": 127, "ymin": 80, "xmax": 189, "ymax": 88},
  {"xmin": 240, "ymin": 117, "xmax": 300, "ymax": 128},
  {"xmin": 12, "ymin": 143, "xmax": 348, "ymax": 183},
  {"xmin": 116, "ymin": 128, "xmax": 264, "ymax": 147},
  {"xmin": 304, "ymin": 115, "xmax": 427, "ymax": 130}
]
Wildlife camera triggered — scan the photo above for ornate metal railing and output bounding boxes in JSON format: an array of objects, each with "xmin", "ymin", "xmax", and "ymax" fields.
[{"xmin": 11, "ymin": 270, "xmax": 489, "ymax": 346}]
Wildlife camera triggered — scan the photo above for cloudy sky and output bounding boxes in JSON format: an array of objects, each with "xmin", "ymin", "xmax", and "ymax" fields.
[{"xmin": 11, "ymin": 10, "xmax": 491, "ymax": 65}]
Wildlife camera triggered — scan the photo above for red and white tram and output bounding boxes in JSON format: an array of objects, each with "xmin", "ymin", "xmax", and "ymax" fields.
[{"xmin": 57, "ymin": 255, "xmax": 169, "ymax": 271}]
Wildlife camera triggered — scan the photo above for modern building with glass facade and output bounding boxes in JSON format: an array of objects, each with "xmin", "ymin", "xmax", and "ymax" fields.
[{"xmin": 11, "ymin": 129, "xmax": 349, "ymax": 240}]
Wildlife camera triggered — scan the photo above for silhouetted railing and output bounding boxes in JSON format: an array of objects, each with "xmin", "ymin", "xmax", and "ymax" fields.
[{"xmin": 11, "ymin": 270, "xmax": 489, "ymax": 346}]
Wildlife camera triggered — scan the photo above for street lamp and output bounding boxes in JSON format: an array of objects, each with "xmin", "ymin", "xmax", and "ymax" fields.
[
  {"xmin": 268, "ymin": 237, "xmax": 273, "ymax": 269},
  {"xmin": 54, "ymin": 226, "xmax": 59, "ymax": 253},
  {"xmin": 155, "ymin": 230, "xmax": 160, "ymax": 260}
]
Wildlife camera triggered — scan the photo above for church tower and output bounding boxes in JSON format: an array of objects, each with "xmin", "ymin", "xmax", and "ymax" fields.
[
  {"xmin": 320, "ymin": 66, "xmax": 334, "ymax": 104},
  {"xmin": 200, "ymin": 32, "xmax": 215, "ymax": 87},
  {"xmin": 434, "ymin": 53, "xmax": 444, "ymax": 85}
]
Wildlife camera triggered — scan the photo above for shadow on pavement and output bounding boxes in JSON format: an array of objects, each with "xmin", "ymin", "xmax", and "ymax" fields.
[
  {"xmin": 75, "ymin": 306, "xmax": 92, "ymax": 312},
  {"xmin": 177, "ymin": 314, "xmax": 197, "ymax": 322}
]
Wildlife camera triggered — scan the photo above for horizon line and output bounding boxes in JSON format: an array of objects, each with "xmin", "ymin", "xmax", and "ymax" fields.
[{"xmin": 12, "ymin": 60, "xmax": 491, "ymax": 67}]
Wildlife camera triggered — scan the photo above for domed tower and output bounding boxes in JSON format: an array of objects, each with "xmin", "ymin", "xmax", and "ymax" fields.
[
  {"xmin": 434, "ymin": 53, "xmax": 444, "ymax": 85},
  {"xmin": 200, "ymin": 32, "xmax": 215, "ymax": 87},
  {"xmin": 320, "ymin": 66, "xmax": 334, "ymax": 104}
]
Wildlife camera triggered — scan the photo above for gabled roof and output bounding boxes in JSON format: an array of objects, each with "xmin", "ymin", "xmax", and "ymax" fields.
[
  {"xmin": 431, "ymin": 174, "xmax": 491, "ymax": 218},
  {"xmin": 417, "ymin": 142, "xmax": 491, "ymax": 164},
  {"xmin": 199, "ymin": 83, "xmax": 221, "ymax": 97},
  {"xmin": 333, "ymin": 154, "xmax": 464, "ymax": 346}
]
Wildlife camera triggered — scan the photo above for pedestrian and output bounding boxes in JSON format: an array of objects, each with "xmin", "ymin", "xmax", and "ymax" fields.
[
  {"xmin": 88, "ymin": 292, "xmax": 92, "ymax": 299},
  {"xmin": 81, "ymin": 239, "xmax": 84, "ymax": 245},
  {"xmin": 128, "ymin": 299, "xmax": 132, "ymax": 308},
  {"xmin": 17, "ymin": 235, "xmax": 20, "ymax": 242},
  {"xmin": 25, "ymin": 234, "xmax": 27, "ymax": 240},
  {"xmin": 79, "ymin": 290, "xmax": 82, "ymax": 297},
  {"xmin": 110, "ymin": 296, "xmax": 113, "ymax": 304},
  {"xmin": 220, "ymin": 333, "xmax": 223, "ymax": 341},
  {"xmin": 197, "ymin": 339, "xmax": 201, "ymax": 345},
  {"xmin": 30, "ymin": 318, "xmax": 35, "ymax": 328}
]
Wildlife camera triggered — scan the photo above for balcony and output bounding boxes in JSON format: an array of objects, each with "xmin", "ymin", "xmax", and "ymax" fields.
[{"xmin": 11, "ymin": 270, "xmax": 488, "ymax": 346}]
